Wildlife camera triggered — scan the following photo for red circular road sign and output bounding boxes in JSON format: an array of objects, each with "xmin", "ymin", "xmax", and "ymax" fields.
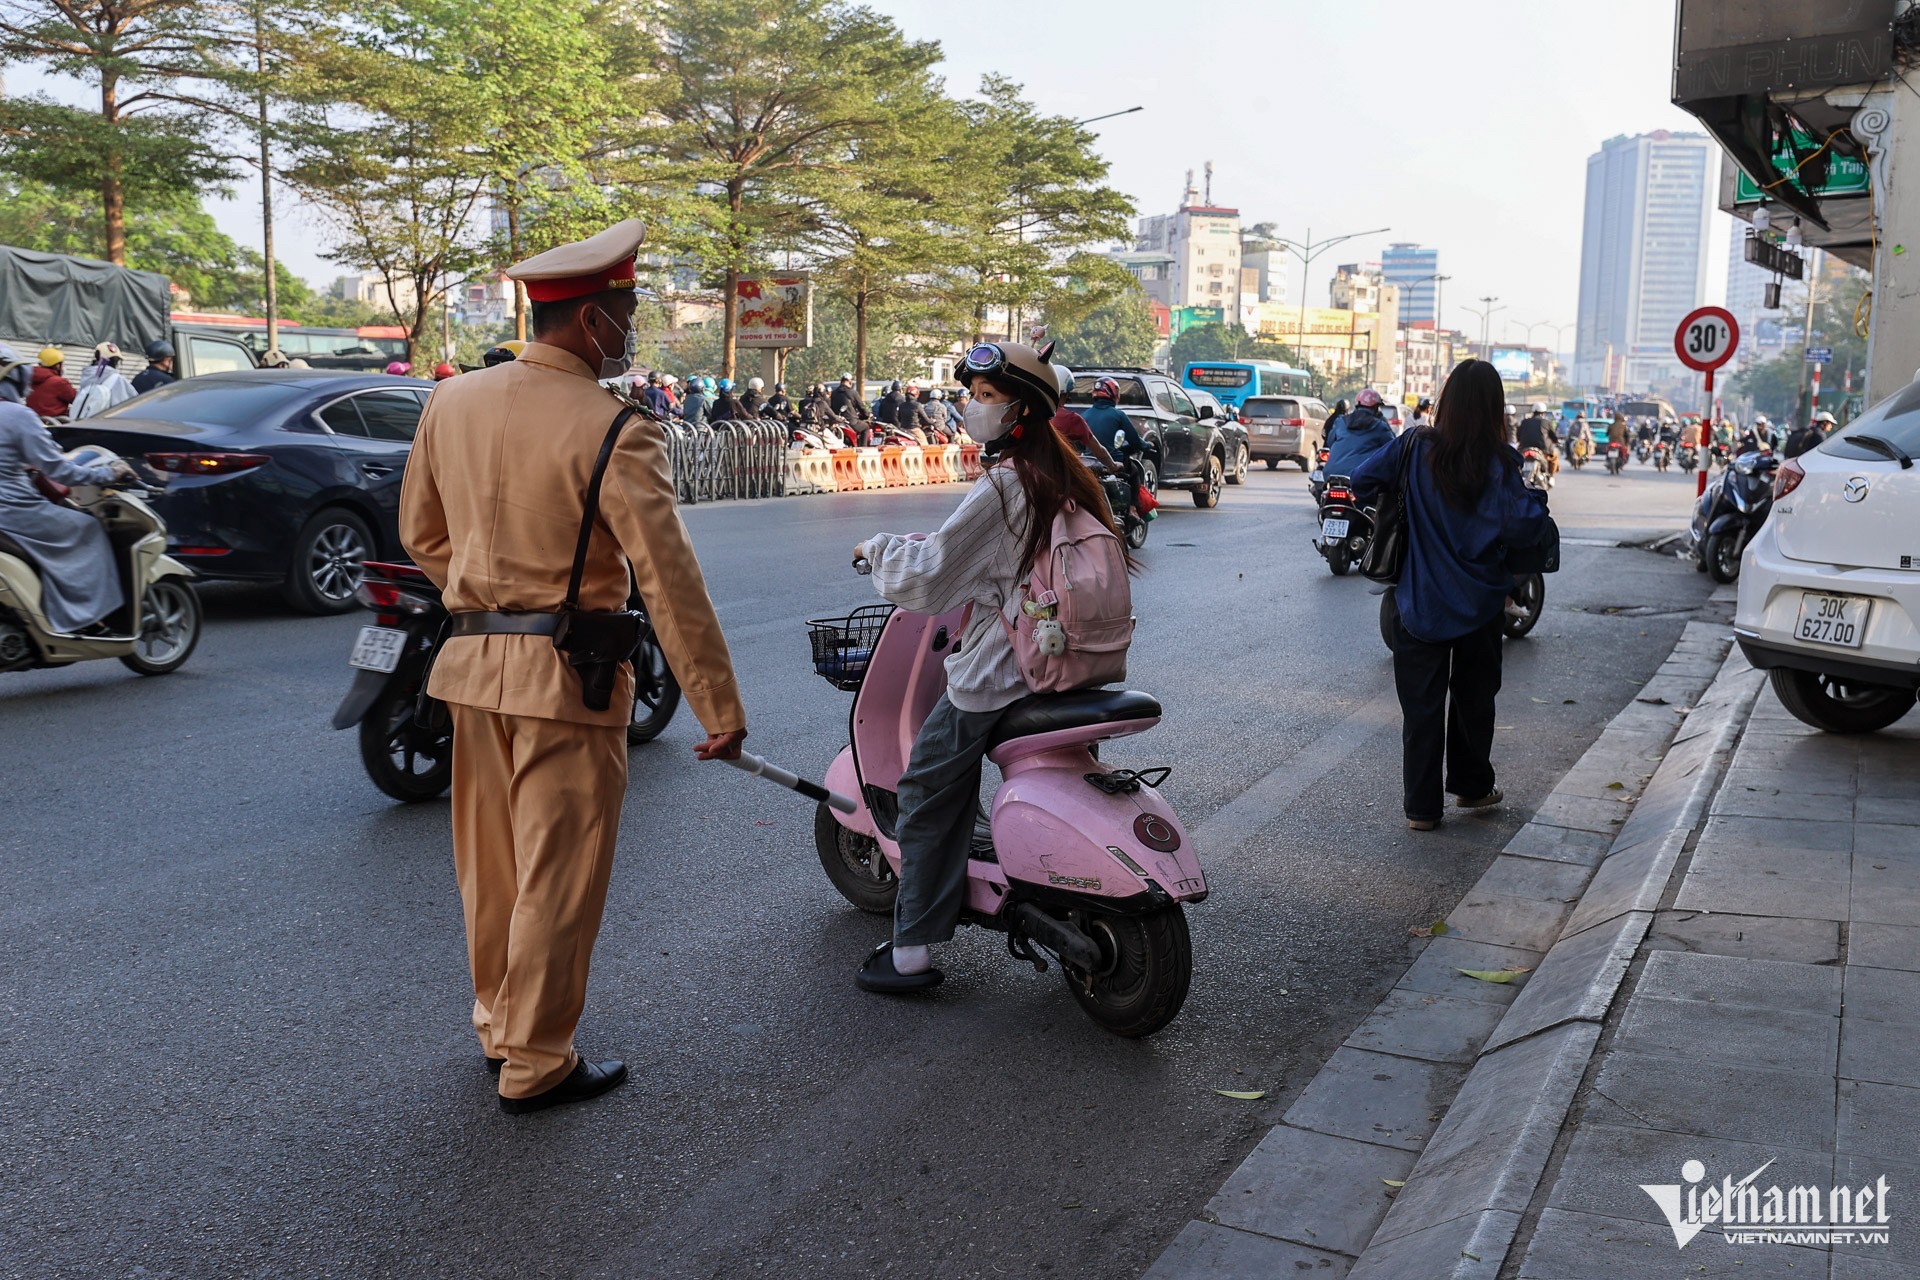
[{"xmin": 1675, "ymin": 306, "xmax": 1740, "ymax": 372}]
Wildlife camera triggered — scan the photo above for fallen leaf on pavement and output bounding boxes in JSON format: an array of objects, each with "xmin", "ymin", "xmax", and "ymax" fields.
[
  {"xmin": 1408, "ymin": 919, "xmax": 1450, "ymax": 938},
  {"xmin": 753, "ymin": 820, "xmax": 776, "ymax": 826},
  {"xmin": 1563, "ymin": 698, "xmax": 1578, "ymax": 704},
  {"xmin": 1637, "ymin": 696, "xmax": 1669, "ymax": 705},
  {"xmin": 1531, "ymin": 697, "xmax": 1549, "ymax": 703},
  {"xmin": 1213, "ymin": 1089, "xmax": 1265, "ymax": 1101},
  {"xmin": 1606, "ymin": 781, "xmax": 1626, "ymax": 790},
  {"xmin": 1382, "ymin": 1179, "xmax": 1405, "ymax": 1187},
  {"xmin": 1458, "ymin": 968, "xmax": 1532, "ymax": 983}
]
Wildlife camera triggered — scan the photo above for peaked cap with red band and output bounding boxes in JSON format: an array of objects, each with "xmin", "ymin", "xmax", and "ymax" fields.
[{"xmin": 506, "ymin": 218, "xmax": 645, "ymax": 303}]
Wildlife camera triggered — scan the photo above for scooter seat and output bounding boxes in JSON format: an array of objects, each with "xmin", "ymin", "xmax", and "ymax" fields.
[{"xmin": 988, "ymin": 688, "xmax": 1162, "ymax": 748}]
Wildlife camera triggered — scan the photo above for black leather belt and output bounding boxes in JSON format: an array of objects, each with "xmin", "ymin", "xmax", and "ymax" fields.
[{"xmin": 449, "ymin": 611, "xmax": 562, "ymax": 637}]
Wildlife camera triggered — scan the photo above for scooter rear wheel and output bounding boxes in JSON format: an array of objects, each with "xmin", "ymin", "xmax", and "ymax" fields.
[
  {"xmin": 1064, "ymin": 903, "xmax": 1191, "ymax": 1038},
  {"xmin": 359, "ymin": 681, "xmax": 454, "ymax": 802},
  {"xmin": 815, "ymin": 802, "xmax": 897, "ymax": 914}
]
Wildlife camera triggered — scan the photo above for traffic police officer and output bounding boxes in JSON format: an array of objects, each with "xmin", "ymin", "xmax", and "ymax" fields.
[{"xmin": 400, "ymin": 219, "xmax": 748, "ymax": 1114}]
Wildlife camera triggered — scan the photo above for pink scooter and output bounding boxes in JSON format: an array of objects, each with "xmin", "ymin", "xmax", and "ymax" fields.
[{"xmin": 807, "ymin": 597, "xmax": 1207, "ymax": 1038}]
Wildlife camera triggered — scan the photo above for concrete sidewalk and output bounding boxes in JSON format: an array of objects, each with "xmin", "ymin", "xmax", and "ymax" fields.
[
  {"xmin": 1507, "ymin": 671, "xmax": 1920, "ymax": 1279},
  {"xmin": 1148, "ymin": 637, "xmax": 1920, "ymax": 1279}
]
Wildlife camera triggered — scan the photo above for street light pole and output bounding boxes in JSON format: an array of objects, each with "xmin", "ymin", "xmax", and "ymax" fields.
[
  {"xmin": 1073, "ymin": 106, "xmax": 1144, "ymax": 127},
  {"xmin": 1466, "ymin": 296, "xmax": 1505, "ymax": 360},
  {"xmin": 1270, "ymin": 225, "xmax": 1391, "ymax": 373},
  {"xmin": 1431, "ymin": 274, "xmax": 1451, "ymax": 382}
]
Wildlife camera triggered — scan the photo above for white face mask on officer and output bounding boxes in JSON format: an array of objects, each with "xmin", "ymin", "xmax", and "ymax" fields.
[
  {"xmin": 963, "ymin": 395, "xmax": 1018, "ymax": 443},
  {"xmin": 588, "ymin": 305, "xmax": 639, "ymax": 380}
]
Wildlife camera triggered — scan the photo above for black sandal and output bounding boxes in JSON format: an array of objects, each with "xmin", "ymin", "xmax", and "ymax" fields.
[{"xmin": 855, "ymin": 942, "xmax": 944, "ymax": 993}]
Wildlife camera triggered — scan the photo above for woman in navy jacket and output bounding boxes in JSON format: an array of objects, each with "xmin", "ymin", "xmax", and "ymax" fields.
[{"xmin": 1352, "ymin": 359, "xmax": 1549, "ymax": 830}]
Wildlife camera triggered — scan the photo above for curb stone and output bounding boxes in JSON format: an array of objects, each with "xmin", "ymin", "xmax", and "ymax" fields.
[{"xmin": 1144, "ymin": 622, "xmax": 1746, "ymax": 1280}]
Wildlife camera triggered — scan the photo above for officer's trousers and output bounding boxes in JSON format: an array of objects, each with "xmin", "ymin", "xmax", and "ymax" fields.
[{"xmin": 449, "ymin": 705, "xmax": 627, "ymax": 1098}]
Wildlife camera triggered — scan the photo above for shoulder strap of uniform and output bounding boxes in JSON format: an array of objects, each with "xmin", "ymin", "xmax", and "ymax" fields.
[{"xmin": 566, "ymin": 406, "xmax": 638, "ymax": 610}]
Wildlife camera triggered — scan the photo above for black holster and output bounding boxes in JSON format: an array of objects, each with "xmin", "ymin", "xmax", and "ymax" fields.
[{"xmin": 553, "ymin": 608, "xmax": 646, "ymax": 712}]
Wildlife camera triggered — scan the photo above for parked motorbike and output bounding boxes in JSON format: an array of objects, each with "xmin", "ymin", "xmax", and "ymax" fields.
[
  {"xmin": 331, "ymin": 560, "xmax": 683, "ymax": 801},
  {"xmin": 0, "ymin": 446, "xmax": 201, "ymax": 678},
  {"xmin": 1315, "ymin": 475, "xmax": 1374, "ymax": 577},
  {"xmin": 808, "ymin": 591, "xmax": 1205, "ymax": 1038},
  {"xmin": 1689, "ymin": 451, "xmax": 1779, "ymax": 584}
]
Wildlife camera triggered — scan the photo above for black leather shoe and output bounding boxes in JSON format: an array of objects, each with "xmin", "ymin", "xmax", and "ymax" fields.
[
  {"xmin": 855, "ymin": 942, "xmax": 944, "ymax": 993},
  {"xmin": 498, "ymin": 1057, "xmax": 627, "ymax": 1115},
  {"xmin": 485, "ymin": 1056, "xmax": 505, "ymax": 1073}
]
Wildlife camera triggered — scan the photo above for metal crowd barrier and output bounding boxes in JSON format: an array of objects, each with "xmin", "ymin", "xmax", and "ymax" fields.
[{"xmin": 644, "ymin": 413, "xmax": 972, "ymax": 503}]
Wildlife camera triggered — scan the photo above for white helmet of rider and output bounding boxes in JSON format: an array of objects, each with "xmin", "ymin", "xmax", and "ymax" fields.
[
  {"xmin": 931, "ymin": 388, "xmax": 944, "ymax": 401},
  {"xmin": 1813, "ymin": 410, "xmax": 1837, "ymax": 425},
  {"xmin": 748, "ymin": 377, "xmax": 764, "ymax": 391},
  {"xmin": 1753, "ymin": 413, "xmax": 1769, "ymax": 426},
  {"xmin": 1054, "ymin": 364, "xmax": 1076, "ymax": 397},
  {"xmin": 1530, "ymin": 401, "xmax": 1547, "ymax": 413}
]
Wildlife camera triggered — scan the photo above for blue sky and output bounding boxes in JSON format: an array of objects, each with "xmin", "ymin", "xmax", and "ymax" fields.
[{"xmin": 6, "ymin": 0, "xmax": 1726, "ymax": 346}]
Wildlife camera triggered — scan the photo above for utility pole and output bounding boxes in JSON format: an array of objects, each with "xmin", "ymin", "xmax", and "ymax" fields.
[
  {"xmin": 1466, "ymin": 296, "xmax": 1504, "ymax": 361},
  {"xmin": 254, "ymin": 1, "xmax": 278, "ymax": 356},
  {"xmin": 1269, "ymin": 225, "xmax": 1391, "ymax": 379},
  {"xmin": 1798, "ymin": 246, "xmax": 1823, "ymax": 424}
]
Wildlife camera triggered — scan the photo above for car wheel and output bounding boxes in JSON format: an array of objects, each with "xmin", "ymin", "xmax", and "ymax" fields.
[
  {"xmin": 1265, "ymin": 458, "xmax": 1280, "ymax": 471},
  {"xmin": 1770, "ymin": 668, "xmax": 1917, "ymax": 734},
  {"xmin": 283, "ymin": 508, "xmax": 373, "ymax": 614},
  {"xmin": 1297, "ymin": 456, "xmax": 1311, "ymax": 472},
  {"xmin": 1226, "ymin": 444, "xmax": 1249, "ymax": 485},
  {"xmin": 1192, "ymin": 455, "xmax": 1223, "ymax": 508}
]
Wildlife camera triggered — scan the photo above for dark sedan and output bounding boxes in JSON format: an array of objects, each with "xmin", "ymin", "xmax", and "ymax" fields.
[{"xmin": 53, "ymin": 370, "xmax": 430, "ymax": 613}]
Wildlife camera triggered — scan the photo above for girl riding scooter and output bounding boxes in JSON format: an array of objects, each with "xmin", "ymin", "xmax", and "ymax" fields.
[{"xmin": 849, "ymin": 340, "xmax": 1132, "ymax": 993}]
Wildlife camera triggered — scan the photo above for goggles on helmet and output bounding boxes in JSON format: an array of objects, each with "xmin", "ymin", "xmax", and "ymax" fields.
[{"xmin": 958, "ymin": 344, "xmax": 1010, "ymax": 380}]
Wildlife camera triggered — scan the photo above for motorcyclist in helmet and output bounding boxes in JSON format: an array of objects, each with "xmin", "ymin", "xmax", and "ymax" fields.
[
  {"xmin": 0, "ymin": 345, "xmax": 136, "ymax": 632},
  {"xmin": 26, "ymin": 347, "xmax": 77, "ymax": 420},
  {"xmin": 678, "ymin": 375, "xmax": 710, "ymax": 427},
  {"xmin": 432, "ymin": 362, "xmax": 458, "ymax": 381},
  {"xmin": 849, "ymin": 340, "xmax": 1128, "ymax": 994},
  {"xmin": 764, "ymin": 380, "xmax": 792, "ymax": 421},
  {"xmin": 131, "ymin": 339, "xmax": 177, "ymax": 395},
  {"xmin": 710, "ymin": 377, "xmax": 743, "ymax": 422},
  {"xmin": 740, "ymin": 376, "xmax": 765, "ymax": 417},
  {"xmin": 1515, "ymin": 401, "xmax": 1560, "ymax": 484},
  {"xmin": 482, "ymin": 340, "xmax": 525, "ymax": 367},
  {"xmin": 1325, "ymin": 388, "xmax": 1397, "ymax": 480},
  {"xmin": 1786, "ymin": 411, "xmax": 1835, "ymax": 458}
]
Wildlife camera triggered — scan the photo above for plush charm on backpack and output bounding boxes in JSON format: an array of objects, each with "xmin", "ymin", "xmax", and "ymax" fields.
[{"xmin": 1003, "ymin": 500, "xmax": 1134, "ymax": 691}]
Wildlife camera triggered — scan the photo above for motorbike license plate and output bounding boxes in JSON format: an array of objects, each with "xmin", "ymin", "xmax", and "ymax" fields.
[
  {"xmin": 348, "ymin": 625, "xmax": 407, "ymax": 672},
  {"xmin": 1322, "ymin": 517, "xmax": 1351, "ymax": 540},
  {"xmin": 1793, "ymin": 593, "xmax": 1869, "ymax": 649}
]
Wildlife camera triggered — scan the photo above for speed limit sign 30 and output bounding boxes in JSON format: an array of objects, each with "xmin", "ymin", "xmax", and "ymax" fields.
[{"xmin": 1675, "ymin": 306, "xmax": 1740, "ymax": 393}]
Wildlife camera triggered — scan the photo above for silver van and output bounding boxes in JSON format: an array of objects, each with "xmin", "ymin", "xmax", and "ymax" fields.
[{"xmin": 1244, "ymin": 394, "xmax": 1331, "ymax": 470}]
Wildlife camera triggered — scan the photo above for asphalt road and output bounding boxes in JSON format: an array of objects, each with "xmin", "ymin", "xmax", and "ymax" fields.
[{"xmin": 1, "ymin": 452, "xmax": 1717, "ymax": 1279}]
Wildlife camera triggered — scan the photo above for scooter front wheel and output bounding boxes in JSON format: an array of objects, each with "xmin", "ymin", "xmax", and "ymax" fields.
[
  {"xmin": 1065, "ymin": 903, "xmax": 1192, "ymax": 1038},
  {"xmin": 815, "ymin": 802, "xmax": 897, "ymax": 914}
]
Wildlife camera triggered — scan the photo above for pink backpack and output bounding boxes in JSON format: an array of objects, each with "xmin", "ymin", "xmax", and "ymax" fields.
[{"xmin": 1000, "ymin": 500, "xmax": 1135, "ymax": 693}]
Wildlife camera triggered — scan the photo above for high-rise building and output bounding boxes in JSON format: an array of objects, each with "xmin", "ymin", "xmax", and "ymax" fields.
[
  {"xmin": 1574, "ymin": 131, "xmax": 1717, "ymax": 388},
  {"xmin": 1111, "ymin": 171, "xmax": 1242, "ymax": 317},
  {"xmin": 1381, "ymin": 243, "xmax": 1440, "ymax": 326}
]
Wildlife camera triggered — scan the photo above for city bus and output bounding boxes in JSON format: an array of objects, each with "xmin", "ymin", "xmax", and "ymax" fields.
[{"xmin": 1182, "ymin": 360, "xmax": 1312, "ymax": 415}]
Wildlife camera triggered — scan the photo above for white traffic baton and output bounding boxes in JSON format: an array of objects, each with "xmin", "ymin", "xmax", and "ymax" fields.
[{"xmin": 724, "ymin": 751, "xmax": 858, "ymax": 815}]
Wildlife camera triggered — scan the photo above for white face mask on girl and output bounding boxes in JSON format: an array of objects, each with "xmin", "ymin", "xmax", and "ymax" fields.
[{"xmin": 963, "ymin": 396, "xmax": 1017, "ymax": 442}]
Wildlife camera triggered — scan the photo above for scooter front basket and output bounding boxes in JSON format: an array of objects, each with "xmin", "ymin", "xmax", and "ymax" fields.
[{"xmin": 807, "ymin": 604, "xmax": 896, "ymax": 690}]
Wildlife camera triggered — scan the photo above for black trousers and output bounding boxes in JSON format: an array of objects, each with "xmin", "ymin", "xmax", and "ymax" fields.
[{"xmin": 1389, "ymin": 610, "xmax": 1504, "ymax": 821}]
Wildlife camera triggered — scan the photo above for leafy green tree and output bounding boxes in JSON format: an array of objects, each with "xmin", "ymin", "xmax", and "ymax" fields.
[
  {"xmin": 1168, "ymin": 323, "xmax": 1301, "ymax": 370},
  {"xmin": 0, "ymin": 178, "xmax": 310, "ymax": 314},
  {"xmin": 1044, "ymin": 275, "xmax": 1159, "ymax": 369},
  {"xmin": 0, "ymin": 0, "xmax": 235, "ymax": 265},
  {"xmin": 280, "ymin": 0, "xmax": 500, "ymax": 365},
  {"xmin": 1728, "ymin": 353, "xmax": 1804, "ymax": 422},
  {"xmin": 948, "ymin": 76, "xmax": 1134, "ymax": 342},
  {"xmin": 627, "ymin": 0, "xmax": 941, "ymax": 379}
]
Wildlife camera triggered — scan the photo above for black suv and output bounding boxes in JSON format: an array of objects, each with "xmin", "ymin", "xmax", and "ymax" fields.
[{"xmin": 1061, "ymin": 368, "xmax": 1232, "ymax": 508}]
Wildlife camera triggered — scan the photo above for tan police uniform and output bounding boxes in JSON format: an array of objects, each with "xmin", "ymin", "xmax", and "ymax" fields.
[{"xmin": 399, "ymin": 219, "xmax": 746, "ymax": 1099}]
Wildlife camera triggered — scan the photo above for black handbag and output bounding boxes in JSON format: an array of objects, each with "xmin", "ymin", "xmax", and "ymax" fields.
[
  {"xmin": 554, "ymin": 408, "xmax": 649, "ymax": 712},
  {"xmin": 1506, "ymin": 515, "xmax": 1562, "ymax": 575},
  {"xmin": 1359, "ymin": 433, "xmax": 1415, "ymax": 584}
]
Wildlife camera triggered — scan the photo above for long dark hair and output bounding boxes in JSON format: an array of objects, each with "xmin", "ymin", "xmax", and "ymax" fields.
[
  {"xmin": 1425, "ymin": 359, "xmax": 1513, "ymax": 510},
  {"xmin": 975, "ymin": 373, "xmax": 1135, "ymax": 574}
]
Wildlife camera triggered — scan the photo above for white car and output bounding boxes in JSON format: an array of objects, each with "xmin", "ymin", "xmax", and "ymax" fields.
[{"xmin": 1734, "ymin": 385, "xmax": 1920, "ymax": 733}]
